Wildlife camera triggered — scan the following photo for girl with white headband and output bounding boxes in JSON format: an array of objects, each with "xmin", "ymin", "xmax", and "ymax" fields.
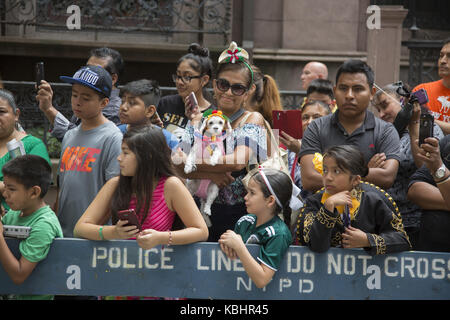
[{"xmin": 219, "ymin": 168, "xmax": 298, "ymax": 288}]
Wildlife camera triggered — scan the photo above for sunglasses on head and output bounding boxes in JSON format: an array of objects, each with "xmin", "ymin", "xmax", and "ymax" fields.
[{"xmin": 216, "ymin": 78, "xmax": 248, "ymax": 96}]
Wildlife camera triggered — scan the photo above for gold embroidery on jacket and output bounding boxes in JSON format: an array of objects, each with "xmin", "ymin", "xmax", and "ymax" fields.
[
  {"xmin": 390, "ymin": 213, "xmax": 412, "ymax": 248},
  {"xmin": 317, "ymin": 206, "xmax": 339, "ymax": 228},
  {"xmin": 371, "ymin": 234, "xmax": 386, "ymax": 254}
]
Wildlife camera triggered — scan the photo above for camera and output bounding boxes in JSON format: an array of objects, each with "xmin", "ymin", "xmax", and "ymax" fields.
[{"xmin": 393, "ymin": 82, "xmax": 429, "ymax": 135}]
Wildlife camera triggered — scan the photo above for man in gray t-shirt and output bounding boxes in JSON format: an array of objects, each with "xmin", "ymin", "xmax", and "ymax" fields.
[
  {"xmin": 299, "ymin": 60, "xmax": 401, "ymax": 193},
  {"xmin": 57, "ymin": 65, "xmax": 122, "ymax": 237}
]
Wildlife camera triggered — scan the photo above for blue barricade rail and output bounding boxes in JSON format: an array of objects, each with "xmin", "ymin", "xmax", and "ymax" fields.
[{"xmin": 1, "ymin": 238, "xmax": 449, "ymax": 300}]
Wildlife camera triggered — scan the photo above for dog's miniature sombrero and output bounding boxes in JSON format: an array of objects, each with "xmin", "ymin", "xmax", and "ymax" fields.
[{"xmin": 203, "ymin": 109, "xmax": 229, "ymax": 122}]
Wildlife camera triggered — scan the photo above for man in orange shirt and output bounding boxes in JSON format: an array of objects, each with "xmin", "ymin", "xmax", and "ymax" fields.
[{"xmin": 413, "ymin": 38, "xmax": 450, "ymax": 135}]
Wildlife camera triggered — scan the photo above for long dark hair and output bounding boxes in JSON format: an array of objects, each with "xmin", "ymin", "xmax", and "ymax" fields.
[
  {"xmin": 323, "ymin": 145, "xmax": 369, "ymax": 178},
  {"xmin": 251, "ymin": 169, "xmax": 293, "ymax": 227},
  {"xmin": 110, "ymin": 125, "xmax": 177, "ymax": 225}
]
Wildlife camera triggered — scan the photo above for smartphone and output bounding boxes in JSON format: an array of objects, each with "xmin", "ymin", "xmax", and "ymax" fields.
[
  {"xmin": 187, "ymin": 91, "xmax": 198, "ymax": 113},
  {"xmin": 272, "ymin": 110, "xmax": 303, "ymax": 139},
  {"xmin": 117, "ymin": 209, "xmax": 141, "ymax": 231},
  {"xmin": 35, "ymin": 62, "xmax": 45, "ymax": 88},
  {"xmin": 419, "ymin": 113, "xmax": 434, "ymax": 146},
  {"xmin": 411, "ymin": 88, "xmax": 429, "ymax": 105}
]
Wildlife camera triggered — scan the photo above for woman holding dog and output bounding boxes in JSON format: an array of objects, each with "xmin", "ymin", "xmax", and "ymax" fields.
[{"xmin": 177, "ymin": 41, "xmax": 278, "ymax": 241}]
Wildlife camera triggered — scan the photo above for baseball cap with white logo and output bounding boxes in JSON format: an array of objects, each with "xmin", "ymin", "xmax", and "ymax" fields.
[{"xmin": 60, "ymin": 65, "xmax": 112, "ymax": 98}]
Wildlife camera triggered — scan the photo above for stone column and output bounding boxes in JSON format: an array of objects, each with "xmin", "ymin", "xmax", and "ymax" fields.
[{"xmin": 366, "ymin": 5, "xmax": 408, "ymax": 87}]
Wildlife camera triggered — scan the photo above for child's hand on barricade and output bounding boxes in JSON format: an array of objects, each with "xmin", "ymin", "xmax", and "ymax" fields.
[
  {"xmin": 219, "ymin": 230, "xmax": 244, "ymax": 259},
  {"xmin": 342, "ymin": 226, "xmax": 370, "ymax": 248},
  {"xmin": 114, "ymin": 219, "xmax": 139, "ymax": 239}
]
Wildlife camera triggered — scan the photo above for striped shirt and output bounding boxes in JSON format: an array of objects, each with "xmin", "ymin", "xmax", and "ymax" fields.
[{"xmin": 129, "ymin": 176, "xmax": 175, "ymax": 233}]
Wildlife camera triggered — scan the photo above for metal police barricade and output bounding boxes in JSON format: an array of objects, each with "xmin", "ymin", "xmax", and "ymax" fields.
[{"xmin": 0, "ymin": 238, "xmax": 449, "ymax": 299}]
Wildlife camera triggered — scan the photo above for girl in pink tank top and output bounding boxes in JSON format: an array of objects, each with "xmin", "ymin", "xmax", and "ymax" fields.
[
  {"xmin": 74, "ymin": 125, "xmax": 208, "ymax": 247},
  {"xmin": 128, "ymin": 176, "xmax": 175, "ymax": 238}
]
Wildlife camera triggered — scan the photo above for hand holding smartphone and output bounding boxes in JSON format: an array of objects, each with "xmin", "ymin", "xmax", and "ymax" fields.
[
  {"xmin": 187, "ymin": 91, "xmax": 199, "ymax": 112},
  {"xmin": 35, "ymin": 62, "xmax": 45, "ymax": 88},
  {"xmin": 419, "ymin": 113, "xmax": 434, "ymax": 146},
  {"xmin": 117, "ymin": 209, "xmax": 141, "ymax": 231}
]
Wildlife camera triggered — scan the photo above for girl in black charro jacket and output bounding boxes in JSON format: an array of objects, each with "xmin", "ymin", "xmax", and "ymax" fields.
[{"xmin": 294, "ymin": 145, "xmax": 411, "ymax": 255}]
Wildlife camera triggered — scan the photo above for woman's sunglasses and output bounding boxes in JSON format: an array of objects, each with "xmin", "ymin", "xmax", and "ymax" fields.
[{"xmin": 216, "ymin": 78, "xmax": 248, "ymax": 96}]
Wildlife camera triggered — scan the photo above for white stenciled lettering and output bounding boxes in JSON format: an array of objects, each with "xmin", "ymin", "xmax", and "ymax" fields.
[
  {"xmin": 287, "ymin": 252, "xmax": 300, "ymax": 273},
  {"xmin": 217, "ymin": 250, "xmax": 232, "ymax": 271},
  {"xmin": 237, "ymin": 276, "xmax": 252, "ymax": 291},
  {"xmin": 66, "ymin": 265, "xmax": 81, "ymax": 290},
  {"xmin": 197, "ymin": 248, "xmax": 209, "ymax": 270},
  {"xmin": 344, "ymin": 255, "xmax": 355, "ymax": 275},
  {"xmin": 161, "ymin": 248, "xmax": 174, "ymax": 269},
  {"xmin": 91, "ymin": 246, "xmax": 173, "ymax": 270},
  {"xmin": 109, "ymin": 247, "xmax": 121, "ymax": 268},
  {"xmin": 299, "ymin": 279, "xmax": 314, "ymax": 293},
  {"xmin": 358, "ymin": 255, "xmax": 372, "ymax": 276},
  {"xmin": 384, "ymin": 256, "xmax": 399, "ymax": 277},
  {"xmin": 303, "ymin": 253, "xmax": 315, "ymax": 274},
  {"xmin": 417, "ymin": 258, "xmax": 429, "ymax": 278},
  {"xmin": 287, "ymin": 252, "xmax": 315, "ymax": 273},
  {"xmin": 235, "ymin": 276, "xmax": 267, "ymax": 292},
  {"xmin": 401, "ymin": 257, "xmax": 415, "ymax": 278},
  {"xmin": 144, "ymin": 248, "xmax": 158, "ymax": 269},
  {"xmin": 91, "ymin": 247, "xmax": 107, "ymax": 267},
  {"xmin": 279, "ymin": 278, "xmax": 292, "ymax": 292},
  {"xmin": 196, "ymin": 248, "xmax": 244, "ymax": 271},
  {"xmin": 431, "ymin": 258, "xmax": 445, "ymax": 279},
  {"xmin": 328, "ymin": 253, "xmax": 341, "ymax": 274},
  {"xmin": 123, "ymin": 248, "xmax": 136, "ymax": 269}
]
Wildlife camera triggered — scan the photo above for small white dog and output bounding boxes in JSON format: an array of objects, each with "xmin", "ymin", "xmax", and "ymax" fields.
[{"xmin": 184, "ymin": 110, "xmax": 232, "ymax": 226}]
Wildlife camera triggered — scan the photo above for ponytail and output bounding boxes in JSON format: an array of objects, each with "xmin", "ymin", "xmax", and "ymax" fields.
[{"xmin": 249, "ymin": 64, "xmax": 282, "ymax": 126}]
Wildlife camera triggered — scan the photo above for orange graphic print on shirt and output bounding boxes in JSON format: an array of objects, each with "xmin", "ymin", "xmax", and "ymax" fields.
[
  {"xmin": 414, "ymin": 79, "xmax": 450, "ymax": 123},
  {"xmin": 60, "ymin": 146, "xmax": 101, "ymax": 172}
]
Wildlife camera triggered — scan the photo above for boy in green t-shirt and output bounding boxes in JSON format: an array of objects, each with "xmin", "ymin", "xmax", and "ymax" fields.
[{"xmin": 0, "ymin": 155, "xmax": 63, "ymax": 300}]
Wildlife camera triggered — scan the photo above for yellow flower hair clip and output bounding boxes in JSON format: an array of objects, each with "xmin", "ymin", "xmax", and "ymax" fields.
[{"xmin": 312, "ymin": 152, "xmax": 323, "ymax": 175}]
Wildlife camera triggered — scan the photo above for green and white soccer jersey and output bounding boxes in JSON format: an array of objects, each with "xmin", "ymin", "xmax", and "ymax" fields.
[{"xmin": 234, "ymin": 214, "xmax": 292, "ymax": 271}]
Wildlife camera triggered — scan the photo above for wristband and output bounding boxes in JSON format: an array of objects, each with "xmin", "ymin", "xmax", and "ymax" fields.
[
  {"xmin": 167, "ymin": 231, "xmax": 173, "ymax": 246},
  {"xmin": 99, "ymin": 226, "xmax": 105, "ymax": 240}
]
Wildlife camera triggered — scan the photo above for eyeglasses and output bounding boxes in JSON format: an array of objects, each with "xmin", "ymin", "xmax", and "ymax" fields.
[
  {"xmin": 172, "ymin": 74, "xmax": 202, "ymax": 84},
  {"xmin": 216, "ymin": 78, "xmax": 248, "ymax": 96}
]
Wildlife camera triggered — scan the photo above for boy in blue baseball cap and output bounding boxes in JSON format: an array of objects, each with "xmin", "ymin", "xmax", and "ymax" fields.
[{"xmin": 56, "ymin": 65, "xmax": 122, "ymax": 239}]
